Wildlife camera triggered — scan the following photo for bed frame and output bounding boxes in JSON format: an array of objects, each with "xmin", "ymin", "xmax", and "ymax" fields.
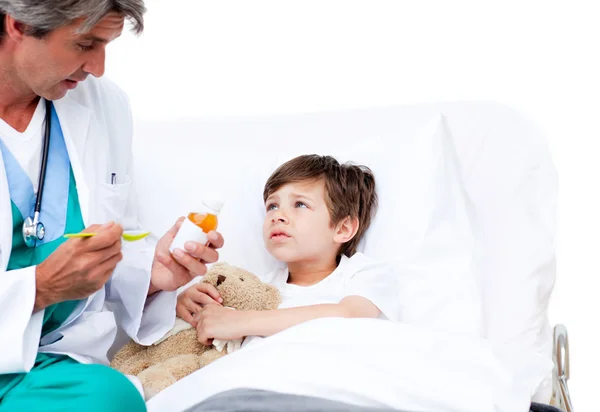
[{"xmin": 552, "ymin": 324, "xmax": 574, "ymax": 411}]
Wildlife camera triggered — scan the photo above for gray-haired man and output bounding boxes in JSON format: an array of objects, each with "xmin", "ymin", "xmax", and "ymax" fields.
[{"xmin": 0, "ymin": 2, "xmax": 225, "ymax": 410}]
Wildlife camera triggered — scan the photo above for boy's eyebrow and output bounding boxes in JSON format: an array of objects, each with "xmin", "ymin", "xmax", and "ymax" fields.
[
  {"xmin": 291, "ymin": 193, "xmax": 314, "ymax": 202},
  {"xmin": 265, "ymin": 192, "xmax": 314, "ymax": 203},
  {"xmin": 265, "ymin": 193, "xmax": 279, "ymax": 203}
]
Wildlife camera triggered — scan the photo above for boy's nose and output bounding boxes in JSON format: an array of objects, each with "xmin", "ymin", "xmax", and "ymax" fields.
[{"xmin": 272, "ymin": 211, "xmax": 289, "ymax": 224}]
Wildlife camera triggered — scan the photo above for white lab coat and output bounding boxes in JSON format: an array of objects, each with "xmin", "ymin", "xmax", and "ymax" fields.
[{"xmin": 0, "ymin": 77, "xmax": 177, "ymax": 375}]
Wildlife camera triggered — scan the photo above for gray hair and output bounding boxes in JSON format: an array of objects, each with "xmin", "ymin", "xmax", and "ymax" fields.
[{"xmin": 0, "ymin": 0, "xmax": 146, "ymax": 38}]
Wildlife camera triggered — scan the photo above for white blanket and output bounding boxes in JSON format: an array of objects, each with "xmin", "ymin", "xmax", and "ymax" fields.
[{"xmin": 147, "ymin": 318, "xmax": 552, "ymax": 412}]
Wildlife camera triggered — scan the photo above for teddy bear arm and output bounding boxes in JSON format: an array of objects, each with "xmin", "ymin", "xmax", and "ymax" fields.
[
  {"xmin": 137, "ymin": 354, "xmax": 204, "ymax": 400},
  {"xmin": 146, "ymin": 328, "xmax": 210, "ymax": 362},
  {"xmin": 198, "ymin": 348, "xmax": 228, "ymax": 368},
  {"xmin": 110, "ymin": 341, "xmax": 150, "ymax": 376}
]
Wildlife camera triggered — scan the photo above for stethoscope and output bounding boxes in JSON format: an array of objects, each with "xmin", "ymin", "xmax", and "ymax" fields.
[{"xmin": 22, "ymin": 99, "xmax": 52, "ymax": 248}]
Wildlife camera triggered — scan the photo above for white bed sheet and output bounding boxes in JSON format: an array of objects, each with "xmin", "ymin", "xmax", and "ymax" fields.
[{"xmin": 146, "ymin": 318, "xmax": 552, "ymax": 412}]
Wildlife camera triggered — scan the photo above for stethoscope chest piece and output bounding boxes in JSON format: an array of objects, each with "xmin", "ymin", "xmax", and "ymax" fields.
[{"xmin": 23, "ymin": 213, "xmax": 45, "ymax": 248}]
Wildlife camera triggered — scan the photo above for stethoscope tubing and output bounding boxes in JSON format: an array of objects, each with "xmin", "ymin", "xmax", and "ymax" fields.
[{"xmin": 35, "ymin": 99, "xmax": 52, "ymax": 215}]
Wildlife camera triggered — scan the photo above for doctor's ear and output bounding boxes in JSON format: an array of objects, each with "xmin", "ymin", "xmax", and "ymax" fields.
[{"xmin": 2, "ymin": 14, "xmax": 32, "ymax": 42}]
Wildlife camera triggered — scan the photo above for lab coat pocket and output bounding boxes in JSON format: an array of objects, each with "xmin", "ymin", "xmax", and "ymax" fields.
[{"xmin": 90, "ymin": 175, "xmax": 133, "ymax": 227}]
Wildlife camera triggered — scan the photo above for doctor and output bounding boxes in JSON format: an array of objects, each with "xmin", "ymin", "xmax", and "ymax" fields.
[{"xmin": 0, "ymin": 1, "xmax": 224, "ymax": 411}]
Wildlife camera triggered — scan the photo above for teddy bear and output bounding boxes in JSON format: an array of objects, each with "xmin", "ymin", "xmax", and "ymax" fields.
[{"xmin": 110, "ymin": 262, "xmax": 281, "ymax": 399}]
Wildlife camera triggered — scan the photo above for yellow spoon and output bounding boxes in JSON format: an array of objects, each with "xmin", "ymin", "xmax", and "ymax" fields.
[{"xmin": 64, "ymin": 231, "xmax": 151, "ymax": 241}]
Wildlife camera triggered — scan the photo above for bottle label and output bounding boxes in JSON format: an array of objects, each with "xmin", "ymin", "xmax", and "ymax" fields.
[{"xmin": 169, "ymin": 217, "xmax": 209, "ymax": 253}]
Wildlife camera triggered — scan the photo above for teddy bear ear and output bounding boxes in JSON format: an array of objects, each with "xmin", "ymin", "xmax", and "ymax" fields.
[
  {"xmin": 204, "ymin": 262, "xmax": 229, "ymax": 279},
  {"xmin": 208, "ymin": 262, "xmax": 228, "ymax": 273}
]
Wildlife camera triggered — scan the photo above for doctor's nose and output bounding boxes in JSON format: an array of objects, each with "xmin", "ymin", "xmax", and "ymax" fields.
[{"xmin": 83, "ymin": 48, "xmax": 106, "ymax": 78}]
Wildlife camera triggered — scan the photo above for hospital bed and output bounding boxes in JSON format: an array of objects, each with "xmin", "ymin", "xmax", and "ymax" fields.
[{"xmin": 128, "ymin": 101, "xmax": 573, "ymax": 412}]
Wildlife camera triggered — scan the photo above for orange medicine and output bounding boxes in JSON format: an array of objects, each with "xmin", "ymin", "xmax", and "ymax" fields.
[
  {"xmin": 169, "ymin": 200, "xmax": 224, "ymax": 254},
  {"xmin": 188, "ymin": 211, "xmax": 218, "ymax": 233}
]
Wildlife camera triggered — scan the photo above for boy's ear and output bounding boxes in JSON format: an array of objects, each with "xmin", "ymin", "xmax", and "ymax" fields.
[{"xmin": 333, "ymin": 216, "xmax": 359, "ymax": 244}]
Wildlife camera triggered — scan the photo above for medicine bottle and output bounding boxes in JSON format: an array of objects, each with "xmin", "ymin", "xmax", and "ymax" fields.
[{"xmin": 170, "ymin": 200, "xmax": 224, "ymax": 254}]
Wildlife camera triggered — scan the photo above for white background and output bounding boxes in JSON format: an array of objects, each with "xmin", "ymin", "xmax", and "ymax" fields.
[{"xmin": 105, "ymin": 0, "xmax": 598, "ymax": 408}]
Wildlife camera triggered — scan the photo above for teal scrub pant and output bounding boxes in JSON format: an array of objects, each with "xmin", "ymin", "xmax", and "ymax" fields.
[{"xmin": 0, "ymin": 353, "xmax": 146, "ymax": 411}]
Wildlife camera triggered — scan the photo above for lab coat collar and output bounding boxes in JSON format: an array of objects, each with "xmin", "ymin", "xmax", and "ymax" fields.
[
  {"xmin": 53, "ymin": 94, "xmax": 92, "ymax": 224},
  {"xmin": 0, "ymin": 152, "xmax": 11, "ymax": 270},
  {"xmin": 0, "ymin": 93, "xmax": 93, "ymax": 269}
]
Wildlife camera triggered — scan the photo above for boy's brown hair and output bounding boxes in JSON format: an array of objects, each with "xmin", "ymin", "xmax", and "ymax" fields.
[{"xmin": 263, "ymin": 154, "xmax": 378, "ymax": 257}]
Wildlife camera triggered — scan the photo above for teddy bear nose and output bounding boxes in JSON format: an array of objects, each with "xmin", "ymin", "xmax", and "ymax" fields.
[{"xmin": 217, "ymin": 275, "xmax": 226, "ymax": 286}]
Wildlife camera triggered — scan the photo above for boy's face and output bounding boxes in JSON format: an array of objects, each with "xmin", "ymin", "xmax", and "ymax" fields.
[{"xmin": 263, "ymin": 179, "xmax": 340, "ymax": 264}]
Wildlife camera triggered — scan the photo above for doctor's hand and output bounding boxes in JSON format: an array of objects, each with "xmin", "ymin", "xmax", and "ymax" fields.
[
  {"xmin": 149, "ymin": 217, "xmax": 225, "ymax": 295},
  {"xmin": 34, "ymin": 222, "xmax": 123, "ymax": 312}
]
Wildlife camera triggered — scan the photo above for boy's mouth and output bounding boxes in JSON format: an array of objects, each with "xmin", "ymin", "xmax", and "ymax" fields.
[{"xmin": 270, "ymin": 230, "xmax": 291, "ymax": 239}]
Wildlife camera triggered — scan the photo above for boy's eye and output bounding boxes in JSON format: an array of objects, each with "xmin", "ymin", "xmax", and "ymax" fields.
[
  {"xmin": 295, "ymin": 201, "xmax": 307, "ymax": 208},
  {"xmin": 266, "ymin": 203, "xmax": 278, "ymax": 211}
]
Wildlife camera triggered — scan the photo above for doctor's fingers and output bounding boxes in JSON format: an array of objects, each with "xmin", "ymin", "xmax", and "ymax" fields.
[
  {"xmin": 168, "ymin": 217, "xmax": 185, "ymax": 236},
  {"xmin": 87, "ymin": 240, "xmax": 123, "ymax": 266},
  {"xmin": 158, "ymin": 217, "xmax": 185, "ymax": 246},
  {"xmin": 82, "ymin": 252, "xmax": 124, "ymax": 292},
  {"xmin": 183, "ymin": 242, "xmax": 219, "ymax": 264},
  {"xmin": 84, "ymin": 223, "xmax": 124, "ymax": 251},
  {"xmin": 171, "ymin": 250, "xmax": 210, "ymax": 278},
  {"xmin": 206, "ymin": 231, "xmax": 224, "ymax": 249},
  {"xmin": 93, "ymin": 244, "xmax": 123, "ymax": 271},
  {"xmin": 81, "ymin": 223, "xmax": 103, "ymax": 233}
]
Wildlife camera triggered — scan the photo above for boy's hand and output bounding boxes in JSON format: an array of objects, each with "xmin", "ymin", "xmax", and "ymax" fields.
[
  {"xmin": 195, "ymin": 305, "xmax": 249, "ymax": 344},
  {"xmin": 176, "ymin": 283, "xmax": 223, "ymax": 326}
]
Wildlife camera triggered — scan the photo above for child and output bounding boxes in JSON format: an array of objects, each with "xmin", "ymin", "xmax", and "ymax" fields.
[{"xmin": 176, "ymin": 154, "xmax": 399, "ymax": 346}]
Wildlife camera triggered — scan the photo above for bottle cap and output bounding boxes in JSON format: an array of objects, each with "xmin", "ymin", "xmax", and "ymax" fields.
[{"xmin": 202, "ymin": 199, "xmax": 225, "ymax": 214}]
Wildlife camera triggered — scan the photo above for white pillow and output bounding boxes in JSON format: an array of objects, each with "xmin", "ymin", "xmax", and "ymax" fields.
[
  {"xmin": 440, "ymin": 105, "xmax": 557, "ymax": 401},
  {"xmin": 266, "ymin": 114, "xmax": 483, "ymax": 338},
  {"xmin": 359, "ymin": 115, "xmax": 483, "ymax": 338}
]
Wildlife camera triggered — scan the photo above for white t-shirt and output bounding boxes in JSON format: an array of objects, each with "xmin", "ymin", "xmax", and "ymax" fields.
[
  {"xmin": 266, "ymin": 252, "xmax": 399, "ymax": 321},
  {"xmin": 243, "ymin": 252, "xmax": 399, "ymax": 348},
  {"xmin": 0, "ymin": 99, "xmax": 46, "ymax": 193}
]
